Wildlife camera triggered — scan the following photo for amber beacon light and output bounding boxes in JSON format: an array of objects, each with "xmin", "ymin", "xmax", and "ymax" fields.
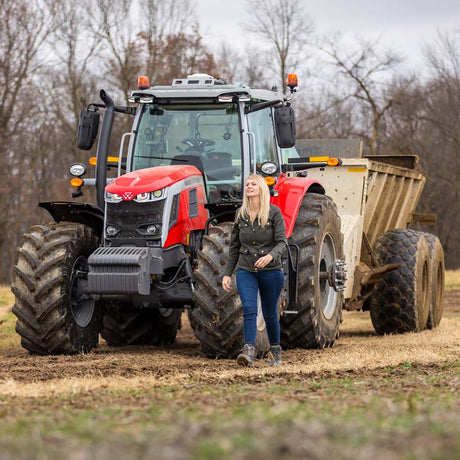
[
  {"xmin": 286, "ymin": 73, "xmax": 298, "ymax": 91},
  {"xmin": 138, "ymin": 76, "xmax": 150, "ymax": 90}
]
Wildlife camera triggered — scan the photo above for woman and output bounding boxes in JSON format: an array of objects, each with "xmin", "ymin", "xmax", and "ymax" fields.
[{"xmin": 222, "ymin": 174, "xmax": 287, "ymax": 367}]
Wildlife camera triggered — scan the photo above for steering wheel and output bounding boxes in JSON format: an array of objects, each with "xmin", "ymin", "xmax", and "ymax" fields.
[{"xmin": 182, "ymin": 138, "xmax": 215, "ymax": 150}]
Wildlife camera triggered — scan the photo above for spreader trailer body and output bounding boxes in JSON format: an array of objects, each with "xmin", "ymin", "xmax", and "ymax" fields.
[{"xmin": 295, "ymin": 140, "xmax": 444, "ymax": 333}]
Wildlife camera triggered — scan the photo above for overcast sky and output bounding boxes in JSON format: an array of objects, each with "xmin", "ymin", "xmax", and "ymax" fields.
[{"xmin": 196, "ymin": 0, "xmax": 460, "ymax": 71}]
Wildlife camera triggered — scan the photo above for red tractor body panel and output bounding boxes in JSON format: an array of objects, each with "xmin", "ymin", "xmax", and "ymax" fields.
[
  {"xmin": 106, "ymin": 165, "xmax": 208, "ymax": 248},
  {"xmin": 164, "ymin": 184, "xmax": 208, "ymax": 247},
  {"xmin": 106, "ymin": 165, "xmax": 200, "ymax": 198},
  {"xmin": 272, "ymin": 173, "xmax": 324, "ymax": 238}
]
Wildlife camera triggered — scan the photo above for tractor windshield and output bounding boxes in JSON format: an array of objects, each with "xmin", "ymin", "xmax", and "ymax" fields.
[{"xmin": 132, "ymin": 103, "xmax": 242, "ymax": 203}]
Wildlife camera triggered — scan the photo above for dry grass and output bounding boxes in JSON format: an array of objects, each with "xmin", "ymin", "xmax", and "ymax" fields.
[{"xmin": 446, "ymin": 269, "xmax": 460, "ymax": 287}]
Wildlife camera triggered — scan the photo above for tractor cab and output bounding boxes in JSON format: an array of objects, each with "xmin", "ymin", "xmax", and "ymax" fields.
[{"xmin": 123, "ymin": 74, "xmax": 296, "ymax": 206}]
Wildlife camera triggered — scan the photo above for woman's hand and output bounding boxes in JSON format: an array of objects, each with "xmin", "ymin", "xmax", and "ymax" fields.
[
  {"xmin": 254, "ymin": 254, "xmax": 273, "ymax": 269},
  {"xmin": 222, "ymin": 275, "xmax": 232, "ymax": 292}
]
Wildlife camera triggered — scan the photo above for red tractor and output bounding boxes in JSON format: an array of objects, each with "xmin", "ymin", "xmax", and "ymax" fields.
[{"xmin": 11, "ymin": 73, "xmax": 345, "ymax": 357}]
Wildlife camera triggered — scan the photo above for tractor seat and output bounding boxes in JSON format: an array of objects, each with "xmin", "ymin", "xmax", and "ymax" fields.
[
  {"xmin": 205, "ymin": 152, "xmax": 236, "ymax": 180},
  {"xmin": 170, "ymin": 155, "xmax": 205, "ymax": 175}
]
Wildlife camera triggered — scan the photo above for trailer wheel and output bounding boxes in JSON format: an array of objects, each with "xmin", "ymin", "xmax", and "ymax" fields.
[
  {"xmin": 280, "ymin": 193, "xmax": 344, "ymax": 349},
  {"xmin": 102, "ymin": 305, "xmax": 182, "ymax": 346},
  {"xmin": 189, "ymin": 223, "xmax": 270, "ymax": 358},
  {"xmin": 11, "ymin": 222, "xmax": 102, "ymax": 355},
  {"xmin": 423, "ymin": 233, "xmax": 445, "ymax": 329},
  {"xmin": 370, "ymin": 229, "xmax": 431, "ymax": 334}
]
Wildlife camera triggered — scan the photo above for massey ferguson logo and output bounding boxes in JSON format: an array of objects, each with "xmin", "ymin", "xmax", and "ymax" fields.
[{"xmin": 122, "ymin": 191, "xmax": 134, "ymax": 200}]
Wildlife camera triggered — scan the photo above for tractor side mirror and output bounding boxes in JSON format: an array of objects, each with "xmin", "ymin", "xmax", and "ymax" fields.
[
  {"xmin": 77, "ymin": 108, "xmax": 100, "ymax": 150},
  {"xmin": 274, "ymin": 105, "xmax": 296, "ymax": 148}
]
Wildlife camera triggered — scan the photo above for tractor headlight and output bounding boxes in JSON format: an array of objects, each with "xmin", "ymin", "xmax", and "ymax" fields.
[
  {"xmin": 105, "ymin": 224, "xmax": 121, "ymax": 236},
  {"xmin": 260, "ymin": 162, "xmax": 278, "ymax": 175},
  {"xmin": 133, "ymin": 189, "xmax": 164, "ymax": 202},
  {"xmin": 136, "ymin": 223, "xmax": 162, "ymax": 236},
  {"xmin": 135, "ymin": 192, "xmax": 150, "ymax": 202},
  {"xmin": 105, "ymin": 192, "xmax": 123, "ymax": 202},
  {"xmin": 69, "ymin": 163, "xmax": 87, "ymax": 177}
]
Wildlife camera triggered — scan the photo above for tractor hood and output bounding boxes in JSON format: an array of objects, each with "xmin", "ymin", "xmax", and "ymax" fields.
[{"xmin": 105, "ymin": 165, "xmax": 202, "ymax": 200}]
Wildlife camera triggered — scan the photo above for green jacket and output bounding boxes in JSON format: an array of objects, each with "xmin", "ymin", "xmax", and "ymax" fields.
[{"xmin": 223, "ymin": 204, "xmax": 287, "ymax": 276}]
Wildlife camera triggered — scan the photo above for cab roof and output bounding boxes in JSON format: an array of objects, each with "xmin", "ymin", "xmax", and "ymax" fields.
[{"xmin": 129, "ymin": 73, "xmax": 285, "ymax": 103}]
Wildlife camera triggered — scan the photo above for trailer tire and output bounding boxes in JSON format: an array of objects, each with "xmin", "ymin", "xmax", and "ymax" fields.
[
  {"xmin": 280, "ymin": 193, "xmax": 344, "ymax": 349},
  {"xmin": 102, "ymin": 306, "xmax": 182, "ymax": 346},
  {"xmin": 423, "ymin": 233, "xmax": 445, "ymax": 329},
  {"xmin": 189, "ymin": 223, "xmax": 270, "ymax": 358},
  {"xmin": 11, "ymin": 222, "xmax": 102, "ymax": 355},
  {"xmin": 370, "ymin": 229, "xmax": 431, "ymax": 334}
]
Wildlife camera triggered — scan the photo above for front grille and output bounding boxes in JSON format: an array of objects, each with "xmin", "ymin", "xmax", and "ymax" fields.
[{"xmin": 106, "ymin": 199, "xmax": 165, "ymax": 243}]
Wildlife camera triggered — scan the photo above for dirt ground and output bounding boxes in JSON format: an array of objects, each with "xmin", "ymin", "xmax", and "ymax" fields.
[
  {"xmin": 0, "ymin": 290, "xmax": 458, "ymax": 395},
  {"xmin": 0, "ymin": 289, "xmax": 458, "ymax": 459}
]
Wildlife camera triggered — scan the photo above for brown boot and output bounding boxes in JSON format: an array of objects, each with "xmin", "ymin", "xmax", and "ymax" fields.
[{"xmin": 237, "ymin": 344, "xmax": 255, "ymax": 367}]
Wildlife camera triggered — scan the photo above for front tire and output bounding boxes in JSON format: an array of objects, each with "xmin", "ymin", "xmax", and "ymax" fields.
[
  {"xmin": 11, "ymin": 222, "xmax": 102, "ymax": 355},
  {"xmin": 370, "ymin": 229, "xmax": 431, "ymax": 334},
  {"xmin": 280, "ymin": 193, "xmax": 344, "ymax": 349}
]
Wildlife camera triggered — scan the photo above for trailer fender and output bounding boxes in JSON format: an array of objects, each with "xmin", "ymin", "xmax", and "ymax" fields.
[
  {"xmin": 39, "ymin": 201, "xmax": 104, "ymax": 235},
  {"xmin": 272, "ymin": 174, "xmax": 325, "ymax": 238}
]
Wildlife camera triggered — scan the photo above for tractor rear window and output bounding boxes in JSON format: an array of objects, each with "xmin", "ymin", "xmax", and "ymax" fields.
[{"xmin": 131, "ymin": 103, "xmax": 242, "ymax": 203}]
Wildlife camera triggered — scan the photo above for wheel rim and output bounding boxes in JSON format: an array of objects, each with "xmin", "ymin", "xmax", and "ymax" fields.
[
  {"xmin": 435, "ymin": 262, "xmax": 444, "ymax": 315},
  {"xmin": 319, "ymin": 233, "xmax": 338, "ymax": 320},
  {"xmin": 418, "ymin": 258, "xmax": 430, "ymax": 325},
  {"xmin": 70, "ymin": 256, "xmax": 95, "ymax": 328}
]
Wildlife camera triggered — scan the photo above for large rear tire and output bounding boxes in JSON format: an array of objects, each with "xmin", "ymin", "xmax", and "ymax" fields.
[
  {"xmin": 102, "ymin": 305, "xmax": 182, "ymax": 346},
  {"xmin": 370, "ymin": 229, "xmax": 431, "ymax": 334},
  {"xmin": 189, "ymin": 223, "xmax": 270, "ymax": 358},
  {"xmin": 11, "ymin": 222, "xmax": 102, "ymax": 355},
  {"xmin": 423, "ymin": 233, "xmax": 445, "ymax": 329},
  {"xmin": 280, "ymin": 193, "xmax": 344, "ymax": 349}
]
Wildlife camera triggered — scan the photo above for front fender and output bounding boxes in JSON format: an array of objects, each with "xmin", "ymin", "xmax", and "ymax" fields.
[
  {"xmin": 271, "ymin": 174, "xmax": 325, "ymax": 238},
  {"xmin": 39, "ymin": 202, "xmax": 104, "ymax": 235}
]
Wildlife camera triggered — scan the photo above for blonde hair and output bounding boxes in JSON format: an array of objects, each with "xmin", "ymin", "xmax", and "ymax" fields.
[{"xmin": 237, "ymin": 174, "xmax": 270, "ymax": 227}]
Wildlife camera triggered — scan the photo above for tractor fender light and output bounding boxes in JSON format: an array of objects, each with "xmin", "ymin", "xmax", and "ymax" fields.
[
  {"xmin": 89, "ymin": 156, "xmax": 119, "ymax": 166},
  {"xmin": 327, "ymin": 158, "xmax": 341, "ymax": 167},
  {"xmin": 264, "ymin": 176, "xmax": 277, "ymax": 187},
  {"xmin": 71, "ymin": 178, "xmax": 83, "ymax": 187}
]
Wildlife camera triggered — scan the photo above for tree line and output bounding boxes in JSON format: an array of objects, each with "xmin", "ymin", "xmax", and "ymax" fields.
[{"xmin": 1, "ymin": 0, "xmax": 459, "ymax": 283}]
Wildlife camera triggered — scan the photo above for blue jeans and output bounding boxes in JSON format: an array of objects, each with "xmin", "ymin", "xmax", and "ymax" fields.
[{"xmin": 236, "ymin": 269, "xmax": 284, "ymax": 345}]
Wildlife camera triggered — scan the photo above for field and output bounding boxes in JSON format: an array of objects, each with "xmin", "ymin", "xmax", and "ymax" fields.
[{"xmin": 0, "ymin": 275, "xmax": 459, "ymax": 460}]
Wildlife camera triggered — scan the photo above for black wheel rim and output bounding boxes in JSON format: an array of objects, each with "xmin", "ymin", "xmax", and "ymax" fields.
[{"xmin": 70, "ymin": 256, "xmax": 95, "ymax": 328}]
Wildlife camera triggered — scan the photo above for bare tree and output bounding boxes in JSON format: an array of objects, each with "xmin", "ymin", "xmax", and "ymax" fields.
[
  {"xmin": 319, "ymin": 35, "xmax": 402, "ymax": 154},
  {"xmin": 418, "ymin": 30, "xmax": 460, "ymax": 268},
  {"xmin": 44, "ymin": 0, "xmax": 101, "ymax": 161},
  {"xmin": 0, "ymin": 0, "xmax": 54, "ymax": 281},
  {"xmin": 139, "ymin": 0, "xmax": 195, "ymax": 83},
  {"xmin": 243, "ymin": 0, "xmax": 314, "ymax": 92},
  {"xmin": 0, "ymin": 0, "xmax": 52, "ymax": 155}
]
